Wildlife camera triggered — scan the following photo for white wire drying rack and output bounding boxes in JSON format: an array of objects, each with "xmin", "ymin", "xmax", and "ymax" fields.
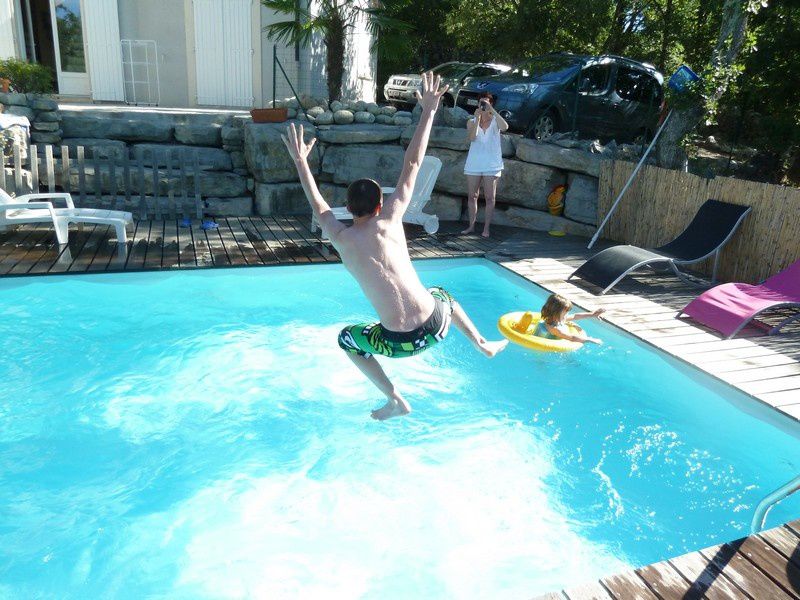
[{"xmin": 121, "ymin": 39, "xmax": 161, "ymax": 106}]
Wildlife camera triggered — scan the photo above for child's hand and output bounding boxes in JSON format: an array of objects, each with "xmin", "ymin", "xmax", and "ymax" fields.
[
  {"xmin": 592, "ymin": 308, "xmax": 606, "ymax": 319},
  {"xmin": 586, "ymin": 336, "xmax": 603, "ymax": 345}
]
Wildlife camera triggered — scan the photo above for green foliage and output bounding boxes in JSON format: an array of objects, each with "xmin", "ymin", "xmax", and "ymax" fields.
[
  {"xmin": 261, "ymin": 0, "xmax": 409, "ymax": 101},
  {"xmin": 0, "ymin": 58, "xmax": 54, "ymax": 94}
]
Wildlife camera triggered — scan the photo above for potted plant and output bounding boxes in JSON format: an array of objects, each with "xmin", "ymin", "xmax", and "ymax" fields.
[{"xmin": 250, "ymin": 106, "xmax": 288, "ymax": 123}]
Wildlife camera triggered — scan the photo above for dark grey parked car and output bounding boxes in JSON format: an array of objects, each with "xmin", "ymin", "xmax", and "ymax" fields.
[
  {"xmin": 456, "ymin": 53, "xmax": 664, "ymax": 142},
  {"xmin": 383, "ymin": 61, "xmax": 510, "ymax": 108}
]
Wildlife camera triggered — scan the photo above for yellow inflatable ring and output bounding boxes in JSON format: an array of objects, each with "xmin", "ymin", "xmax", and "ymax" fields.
[{"xmin": 497, "ymin": 311, "xmax": 584, "ymax": 352}]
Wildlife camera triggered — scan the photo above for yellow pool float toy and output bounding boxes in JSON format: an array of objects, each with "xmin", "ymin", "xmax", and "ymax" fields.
[{"xmin": 497, "ymin": 311, "xmax": 584, "ymax": 352}]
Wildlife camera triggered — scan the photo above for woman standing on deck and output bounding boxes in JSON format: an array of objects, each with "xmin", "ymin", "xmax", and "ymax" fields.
[{"xmin": 461, "ymin": 92, "xmax": 509, "ymax": 238}]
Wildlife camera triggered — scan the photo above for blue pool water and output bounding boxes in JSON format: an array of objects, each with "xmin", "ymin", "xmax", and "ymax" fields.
[{"xmin": 1, "ymin": 258, "xmax": 799, "ymax": 599}]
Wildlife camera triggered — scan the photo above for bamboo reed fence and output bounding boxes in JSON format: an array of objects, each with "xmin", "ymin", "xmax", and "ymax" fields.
[{"xmin": 597, "ymin": 160, "xmax": 800, "ymax": 284}]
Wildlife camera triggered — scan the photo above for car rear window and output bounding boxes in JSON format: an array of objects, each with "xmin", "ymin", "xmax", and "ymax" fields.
[
  {"xmin": 615, "ymin": 67, "xmax": 663, "ymax": 105},
  {"xmin": 510, "ymin": 55, "xmax": 580, "ymax": 78},
  {"xmin": 431, "ymin": 63, "xmax": 471, "ymax": 77}
]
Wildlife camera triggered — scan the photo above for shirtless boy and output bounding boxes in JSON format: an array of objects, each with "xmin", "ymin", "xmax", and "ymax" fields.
[{"xmin": 282, "ymin": 72, "xmax": 508, "ymax": 420}]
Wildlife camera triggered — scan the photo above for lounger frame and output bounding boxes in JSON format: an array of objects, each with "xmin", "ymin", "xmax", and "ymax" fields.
[{"xmin": 568, "ymin": 205, "xmax": 752, "ymax": 295}]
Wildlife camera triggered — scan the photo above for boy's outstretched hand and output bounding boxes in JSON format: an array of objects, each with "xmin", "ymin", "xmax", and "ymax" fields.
[
  {"xmin": 415, "ymin": 71, "xmax": 450, "ymax": 113},
  {"xmin": 281, "ymin": 123, "xmax": 317, "ymax": 163}
]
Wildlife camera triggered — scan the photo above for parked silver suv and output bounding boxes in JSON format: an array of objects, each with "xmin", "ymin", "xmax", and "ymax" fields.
[{"xmin": 383, "ymin": 61, "xmax": 510, "ymax": 108}]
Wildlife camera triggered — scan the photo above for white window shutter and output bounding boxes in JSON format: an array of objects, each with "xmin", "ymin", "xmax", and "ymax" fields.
[
  {"xmin": 83, "ymin": 0, "xmax": 125, "ymax": 101},
  {"xmin": 0, "ymin": 0, "xmax": 17, "ymax": 60},
  {"xmin": 194, "ymin": 0, "xmax": 252, "ymax": 107}
]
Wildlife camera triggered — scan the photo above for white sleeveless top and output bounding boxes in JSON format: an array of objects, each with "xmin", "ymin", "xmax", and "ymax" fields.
[{"xmin": 464, "ymin": 116, "xmax": 504, "ymax": 175}]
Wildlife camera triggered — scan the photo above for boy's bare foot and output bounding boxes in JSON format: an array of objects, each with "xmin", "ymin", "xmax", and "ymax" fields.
[
  {"xmin": 476, "ymin": 338, "xmax": 509, "ymax": 358},
  {"xmin": 481, "ymin": 230, "xmax": 490, "ymax": 238},
  {"xmin": 371, "ymin": 395, "xmax": 412, "ymax": 420},
  {"xmin": 461, "ymin": 226, "xmax": 475, "ymax": 234}
]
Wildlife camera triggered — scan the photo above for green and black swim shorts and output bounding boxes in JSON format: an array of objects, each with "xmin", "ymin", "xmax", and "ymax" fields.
[{"xmin": 337, "ymin": 287, "xmax": 455, "ymax": 359}]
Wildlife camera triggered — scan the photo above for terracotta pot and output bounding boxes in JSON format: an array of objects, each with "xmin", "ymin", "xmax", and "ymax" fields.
[
  {"xmin": 250, "ymin": 108, "xmax": 288, "ymax": 123},
  {"xmin": 0, "ymin": 78, "xmax": 10, "ymax": 94}
]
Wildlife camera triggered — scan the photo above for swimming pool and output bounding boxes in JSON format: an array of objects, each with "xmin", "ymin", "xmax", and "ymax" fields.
[{"xmin": 1, "ymin": 258, "xmax": 799, "ymax": 599}]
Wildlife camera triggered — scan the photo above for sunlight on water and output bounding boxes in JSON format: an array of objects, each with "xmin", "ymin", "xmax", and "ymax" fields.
[{"xmin": 1, "ymin": 260, "xmax": 799, "ymax": 598}]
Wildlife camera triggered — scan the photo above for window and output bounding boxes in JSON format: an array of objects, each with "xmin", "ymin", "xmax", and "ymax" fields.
[
  {"xmin": 615, "ymin": 68, "xmax": 663, "ymax": 105},
  {"xmin": 579, "ymin": 64, "xmax": 611, "ymax": 95},
  {"xmin": 431, "ymin": 63, "xmax": 472, "ymax": 78},
  {"xmin": 470, "ymin": 66, "xmax": 499, "ymax": 78}
]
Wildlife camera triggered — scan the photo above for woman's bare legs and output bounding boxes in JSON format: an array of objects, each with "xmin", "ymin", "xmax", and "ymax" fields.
[
  {"xmin": 462, "ymin": 175, "xmax": 483, "ymax": 234},
  {"xmin": 481, "ymin": 176, "xmax": 498, "ymax": 237},
  {"xmin": 451, "ymin": 301, "xmax": 508, "ymax": 357}
]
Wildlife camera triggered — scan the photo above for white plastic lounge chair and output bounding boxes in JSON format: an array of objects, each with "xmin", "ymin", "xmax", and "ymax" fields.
[
  {"xmin": 312, "ymin": 155, "xmax": 442, "ymax": 235},
  {"xmin": 0, "ymin": 188, "xmax": 133, "ymax": 244}
]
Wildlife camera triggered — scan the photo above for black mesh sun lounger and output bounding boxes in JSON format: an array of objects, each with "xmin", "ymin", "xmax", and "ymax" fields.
[{"xmin": 569, "ymin": 199, "xmax": 752, "ymax": 295}]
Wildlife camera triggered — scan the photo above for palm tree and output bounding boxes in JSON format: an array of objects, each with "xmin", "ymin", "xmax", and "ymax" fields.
[{"xmin": 261, "ymin": 0, "xmax": 409, "ymax": 102}]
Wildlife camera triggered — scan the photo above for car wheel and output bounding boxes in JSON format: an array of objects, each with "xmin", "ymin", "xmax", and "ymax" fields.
[
  {"xmin": 441, "ymin": 94, "xmax": 454, "ymax": 108},
  {"xmin": 530, "ymin": 112, "xmax": 557, "ymax": 141}
]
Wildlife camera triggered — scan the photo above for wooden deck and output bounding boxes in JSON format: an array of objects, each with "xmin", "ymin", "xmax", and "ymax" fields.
[
  {"xmin": 534, "ymin": 519, "xmax": 800, "ymax": 600},
  {"xmin": 2, "ymin": 218, "xmax": 799, "ymax": 600},
  {"xmin": 0, "ymin": 217, "xmax": 501, "ymax": 276}
]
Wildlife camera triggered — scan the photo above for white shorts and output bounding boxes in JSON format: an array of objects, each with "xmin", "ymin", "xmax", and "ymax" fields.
[{"xmin": 464, "ymin": 170, "xmax": 502, "ymax": 178}]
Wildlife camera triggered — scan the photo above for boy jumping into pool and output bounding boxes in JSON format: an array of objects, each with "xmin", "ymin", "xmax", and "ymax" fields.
[{"xmin": 282, "ymin": 71, "xmax": 508, "ymax": 420}]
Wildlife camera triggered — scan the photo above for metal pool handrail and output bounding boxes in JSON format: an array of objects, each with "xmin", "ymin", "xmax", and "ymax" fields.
[{"xmin": 751, "ymin": 474, "xmax": 800, "ymax": 533}]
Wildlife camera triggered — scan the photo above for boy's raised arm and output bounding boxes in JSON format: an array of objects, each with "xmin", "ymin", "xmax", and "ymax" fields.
[
  {"xmin": 383, "ymin": 71, "xmax": 449, "ymax": 219},
  {"xmin": 282, "ymin": 123, "xmax": 346, "ymax": 241}
]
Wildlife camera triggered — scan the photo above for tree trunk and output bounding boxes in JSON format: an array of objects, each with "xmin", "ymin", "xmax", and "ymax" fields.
[
  {"xmin": 325, "ymin": 11, "xmax": 346, "ymax": 102},
  {"xmin": 658, "ymin": 0, "xmax": 674, "ymax": 72},
  {"xmin": 655, "ymin": 0, "xmax": 751, "ymax": 169}
]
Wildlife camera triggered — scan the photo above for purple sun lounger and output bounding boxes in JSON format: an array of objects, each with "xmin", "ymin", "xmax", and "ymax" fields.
[{"xmin": 678, "ymin": 259, "xmax": 800, "ymax": 338}]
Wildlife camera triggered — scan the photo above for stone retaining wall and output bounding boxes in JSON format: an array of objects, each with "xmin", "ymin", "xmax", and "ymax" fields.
[
  {"xmin": 248, "ymin": 121, "xmax": 602, "ymax": 236},
  {"xmin": 6, "ymin": 104, "xmax": 604, "ymax": 232}
]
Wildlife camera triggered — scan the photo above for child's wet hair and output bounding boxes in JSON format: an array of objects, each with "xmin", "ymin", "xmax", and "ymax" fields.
[
  {"xmin": 346, "ymin": 178, "xmax": 383, "ymax": 217},
  {"xmin": 541, "ymin": 294, "xmax": 572, "ymax": 323}
]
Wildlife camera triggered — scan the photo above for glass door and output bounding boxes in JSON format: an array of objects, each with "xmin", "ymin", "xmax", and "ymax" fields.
[{"xmin": 49, "ymin": 0, "xmax": 89, "ymax": 95}]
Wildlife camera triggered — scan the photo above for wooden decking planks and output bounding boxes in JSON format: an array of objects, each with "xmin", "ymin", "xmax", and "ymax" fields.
[
  {"xmin": 0, "ymin": 218, "xmax": 503, "ymax": 277},
  {"xmin": 538, "ymin": 520, "xmax": 800, "ymax": 600}
]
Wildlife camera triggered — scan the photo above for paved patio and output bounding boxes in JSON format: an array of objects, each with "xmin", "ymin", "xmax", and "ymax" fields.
[{"xmin": 1, "ymin": 217, "xmax": 799, "ymax": 599}]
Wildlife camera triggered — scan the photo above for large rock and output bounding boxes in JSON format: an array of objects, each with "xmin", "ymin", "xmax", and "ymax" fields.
[
  {"xmin": 28, "ymin": 95, "xmax": 58, "ymax": 111},
  {"xmin": 221, "ymin": 125, "xmax": 244, "ymax": 146},
  {"xmin": 61, "ymin": 109, "xmax": 175, "ymax": 142},
  {"xmin": 244, "ymin": 120, "xmax": 321, "ymax": 183},
  {"xmin": 366, "ymin": 103, "xmax": 381, "ymax": 115},
  {"xmin": 307, "ymin": 106, "xmax": 325, "ymax": 119},
  {"xmin": 32, "ymin": 121, "xmax": 59, "ymax": 132},
  {"xmin": 427, "ymin": 192, "xmax": 462, "ymax": 220},
  {"xmin": 333, "ymin": 110, "xmax": 355, "ymax": 125},
  {"xmin": 131, "ymin": 144, "xmax": 233, "ymax": 170},
  {"xmin": 30, "ymin": 130, "xmax": 62, "ymax": 144},
  {"xmin": 174, "ymin": 123, "xmax": 222, "ymax": 146},
  {"xmin": 317, "ymin": 124, "xmax": 403, "ymax": 144},
  {"xmin": 440, "ymin": 106, "xmax": 471, "ymax": 128},
  {"xmin": 424, "ymin": 148, "xmax": 566, "ymax": 210},
  {"xmin": 57, "ymin": 138, "xmax": 128, "ymax": 160},
  {"xmin": 354, "ymin": 111, "xmax": 375, "ymax": 124},
  {"xmin": 314, "ymin": 111, "xmax": 334, "ymax": 125},
  {"xmin": 0, "ymin": 92, "xmax": 28, "ymax": 106},
  {"xmin": 321, "ymin": 144, "xmax": 406, "ymax": 186},
  {"xmin": 35, "ymin": 111, "xmax": 61, "ymax": 123},
  {"xmin": 375, "ymin": 114, "xmax": 394, "ymax": 125},
  {"xmin": 380, "ymin": 105, "xmax": 397, "ymax": 117},
  {"xmin": 516, "ymin": 139, "xmax": 605, "ymax": 177},
  {"xmin": 564, "ymin": 173, "xmax": 598, "ymax": 225},
  {"xmin": 4, "ymin": 105, "xmax": 35, "ymax": 120},
  {"xmin": 255, "ymin": 182, "xmax": 310, "ymax": 215},
  {"xmin": 204, "ymin": 196, "xmax": 254, "ymax": 216},
  {"xmin": 400, "ymin": 125, "xmax": 515, "ymax": 156},
  {"xmin": 490, "ymin": 205, "xmax": 596, "ymax": 237}
]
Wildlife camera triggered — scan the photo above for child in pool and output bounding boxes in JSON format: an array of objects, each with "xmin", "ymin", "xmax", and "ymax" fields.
[{"xmin": 534, "ymin": 294, "xmax": 605, "ymax": 345}]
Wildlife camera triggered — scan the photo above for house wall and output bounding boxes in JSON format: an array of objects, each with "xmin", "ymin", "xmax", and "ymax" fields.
[{"xmin": 117, "ymin": 0, "xmax": 190, "ymax": 107}]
